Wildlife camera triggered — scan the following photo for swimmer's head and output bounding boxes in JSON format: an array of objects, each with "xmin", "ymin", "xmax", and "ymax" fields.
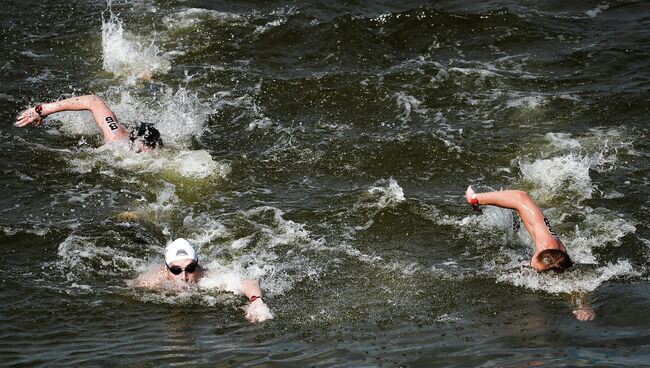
[
  {"xmin": 164, "ymin": 238, "xmax": 201, "ymax": 283},
  {"xmin": 129, "ymin": 122, "xmax": 163, "ymax": 152},
  {"xmin": 165, "ymin": 238, "xmax": 198, "ymax": 264},
  {"xmin": 535, "ymin": 249, "xmax": 573, "ymax": 272}
]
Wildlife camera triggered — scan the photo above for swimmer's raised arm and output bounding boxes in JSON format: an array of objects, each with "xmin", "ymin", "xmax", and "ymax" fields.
[
  {"xmin": 242, "ymin": 279, "xmax": 273, "ymax": 323},
  {"xmin": 466, "ymin": 186, "xmax": 572, "ymax": 272},
  {"xmin": 15, "ymin": 95, "xmax": 129, "ymax": 144}
]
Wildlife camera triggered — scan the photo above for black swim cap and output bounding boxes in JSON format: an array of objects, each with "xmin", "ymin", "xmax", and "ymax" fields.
[{"xmin": 129, "ymin": 122, "xmax": 163, "ymax": 148}]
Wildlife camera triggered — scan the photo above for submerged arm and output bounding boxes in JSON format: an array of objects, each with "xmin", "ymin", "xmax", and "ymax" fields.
[
  {"xmin": 571, "ymin": 291, "xmax": 596, "ymax": 321},
  {"xmin": 16, "ymin": 95, "xmax": 129, "ymax": 143}
]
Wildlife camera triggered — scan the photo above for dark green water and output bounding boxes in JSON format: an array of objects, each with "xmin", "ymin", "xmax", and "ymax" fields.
[{"xmin": 2, "ymin": 0, "xmax": 650, "ymax": 366}]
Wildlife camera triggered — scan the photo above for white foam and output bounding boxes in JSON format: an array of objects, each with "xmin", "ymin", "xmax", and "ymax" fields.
[
  {"xmin": 20, "ymin": 50, "xmax": 50, "ymax": 58},
  {"xmin": 394, "ymin": 92, "xmax": 427, "ymax": 124},
  {"xmin": 244, "ymin": 206, "xmax": 313, "ymax": 248},
  {"xmin": 545, "ymin": 132, "xmax": 582, "ymax": 150},
  {"xmin": 506, "ymin": 94, "xmax": 545, "ymax": 108},
  {"xmin": 104, "ymin": 86, "xmax": 211, "ymax": 147},
  {"xmin": 254, "ymin": 19, "xmax": 286, "ymax": 35},
  {"xmin": 568, "ymin": 211, "xmax": 637, "ymax": 264},
  {"xmin": 68, "ymin": 145, "xmax": 229, "ymax": 180},
  {"xmin": 101, "ymin": 8, "xmax": 170, "ymax": 83},
  {"xmin": 1, "ymin": 225, "xmax": 50, "ymax": 237},
  {"xmin": 181, "ymin": 213, "xmax": 229, "ymax": 248},
  {"xmin": 382, "ymin": 260, "xmax": 421, "ymax": 276},
  {"xmin": 198, "ymin": 261, "xmax": 246, "ymax": 294},
  {"xmin": 586, "ymin": 4, "xmax": 610, "ymax": 18},
  {"xmin": 57, "ymin": 234, "xmax": 144, "ymax": 276},
  {"xmin": 247, "ymin": 117, "xmax": 273, "ymax": 131},
  {"xmin": 166, "ymin": 150, "xmax": 228, "ymax": 179},
  {"xmin": 374, "ymin": 13, "xmax": 392, "ymax": 25},
  {"xmin": 519, "ymin": 128, "xmax": 630, "ymax": 202},
  {"xmin": 519, "ymin": 153, "xmax": 594, "ymax": 200},
  {"xmin": 497, "ymin": 260, "xmax": 638, "ymax": 293},
  {"xmin": 231, "ymin": 236, "xmax": 253, "ymax": 249},
  {"xmin": 50, "ymin": 110, "xmax": 98, "ymax": 137},
  {"xmin": 367, "ymin": 178, "xmax": 405, "ymax": 209},
  {"xmin": 252, "ymin": 7, "xmax": 296, "ymax": 36}
]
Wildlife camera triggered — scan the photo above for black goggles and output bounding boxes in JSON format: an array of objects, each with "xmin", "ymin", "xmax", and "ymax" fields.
[{"xmin": 166, "ymin": 262, "xmax": 198, "ymax": 275}]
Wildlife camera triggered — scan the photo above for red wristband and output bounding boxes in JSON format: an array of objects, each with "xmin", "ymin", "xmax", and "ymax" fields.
[
  {"xmin": 249, "ymin": 295, "xmax": 263, "ymax": 303},
  {"xmin": 35, "ymin": 105, "xmax": 46, "ymax": 117}
]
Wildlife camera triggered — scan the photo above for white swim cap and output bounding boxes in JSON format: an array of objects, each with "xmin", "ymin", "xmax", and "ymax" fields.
[{"xmin": 165, "ymin": 238, "xmax": 198, "ymax": 264}]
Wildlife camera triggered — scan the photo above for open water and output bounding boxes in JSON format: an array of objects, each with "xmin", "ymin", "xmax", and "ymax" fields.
[{"xmin": 1, "ymin": 0, "xmax": 650, "ymax": 367}]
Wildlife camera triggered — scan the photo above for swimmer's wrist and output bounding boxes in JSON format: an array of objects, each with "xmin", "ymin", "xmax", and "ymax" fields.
[
  {"xmin": 35, "ymin": 105, "xmax": 47, "ymax": 118},
  {"xmin": 249, "ymin": 295, "xmax": 264, "ymax": 304}
]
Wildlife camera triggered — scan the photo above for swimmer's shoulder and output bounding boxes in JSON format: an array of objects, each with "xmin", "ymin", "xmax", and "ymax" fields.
[{"xmin": 133, "ymin": 266, "xmax": 166, "ymax": 289}]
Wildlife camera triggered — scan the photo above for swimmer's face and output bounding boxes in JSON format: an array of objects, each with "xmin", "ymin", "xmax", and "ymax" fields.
[
  {"xmin": 131, "ymin": 138, "xmax": 155, "ymax": 153},
  {"xmin": 166, "ymin": 259, "xmax": 201, "ymax": 283},
  {"xmin": 128, "ymin": 124, "xmax": 163, "ymax": 153}
]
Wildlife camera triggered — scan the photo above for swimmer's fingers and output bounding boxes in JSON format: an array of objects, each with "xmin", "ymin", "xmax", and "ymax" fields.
[
  {"xmin": 14, "ymin": 110, "xmax": 30, "ymax": 126},
  {"xmin": 33, "ymin": 115, "xmax": 43, "ymax": 127},
  {"xmin": 15, "ymin": 108, "xmax": 41, "ymax": 127},
  {"xmin": 572, "ymin": 308, "xmax": 596, "ymax": 321},
  {"xmin": 244, "ymin": 300, "xmax": 273, "ymax": 323}
]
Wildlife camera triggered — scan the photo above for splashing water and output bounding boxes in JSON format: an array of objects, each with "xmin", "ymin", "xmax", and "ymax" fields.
[
  {"xmin": 497, "ymin": 261, "xmax": 639, "ymax": 294},
  {"xmin": 368, "ymin": 178, "xmax": 406, "ymax": 209},
  {"xmin": 101, "ymin": 7, "xmax": 170, "ymax": 83}
]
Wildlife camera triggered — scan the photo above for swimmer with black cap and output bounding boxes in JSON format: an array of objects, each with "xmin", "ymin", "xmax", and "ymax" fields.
[
  {"xmin": 134, "ymin": 238, "xmax": 272, "ymax": 323},
  {"xmin": 15, "ymin": 95, "xmax": 163, "ymax": 152},
  {"xmin": 465, "ymin": 186, "xmax": 595, "ymax": 321}
]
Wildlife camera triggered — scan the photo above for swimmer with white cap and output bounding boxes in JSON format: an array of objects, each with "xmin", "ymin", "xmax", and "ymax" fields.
[{"xmin": 135, "ymin": 238, "xmax": 272, "ymax": 323}]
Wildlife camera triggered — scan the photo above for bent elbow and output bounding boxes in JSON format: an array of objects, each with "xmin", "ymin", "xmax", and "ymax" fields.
[
  {"xmin": 514, "ymin": 190, "xmax": 532, "ymax": 202},
  {"xmin": 83, "ymin": 94, "xmax": 109, "ymax": 110}
]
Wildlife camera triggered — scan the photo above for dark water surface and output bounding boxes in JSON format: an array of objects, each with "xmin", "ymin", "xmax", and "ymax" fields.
[{"xmin": 2, "ymin": 0, "xmax": 650, "ymax": 367}]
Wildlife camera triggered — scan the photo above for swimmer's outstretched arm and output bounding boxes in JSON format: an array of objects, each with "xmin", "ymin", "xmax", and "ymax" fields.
[
  {"xmin": 241, "ymin": 279, "xmax": 273, "ymax": 323},
  {"xmin": 15, "ymin": 95, "xmax": 129, "ymax": 144}
]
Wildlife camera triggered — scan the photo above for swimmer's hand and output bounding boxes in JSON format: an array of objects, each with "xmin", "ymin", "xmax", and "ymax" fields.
[
  {"xmin": 573, "ymin": 307, "xmax": 596, "ymax": 321},
  {"xmin": 140, "ymin": 69, "xmax": 154, "ymax": 81},
  {"xmin": 244, "ymin": 298, "xmax": 273, "ymax": 323},
  {"xmin": 116, "ymin": 211, "xmax": 142, "ymax": 222},
  {"xmin": 15, "ymin": 107, "xmax": 44, "ymax": 127}
]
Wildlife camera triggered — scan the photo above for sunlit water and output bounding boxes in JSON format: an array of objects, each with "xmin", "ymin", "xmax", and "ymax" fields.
[{"xmin": 2, "ymin": 1, "xmax": 650, "ymax": 366}]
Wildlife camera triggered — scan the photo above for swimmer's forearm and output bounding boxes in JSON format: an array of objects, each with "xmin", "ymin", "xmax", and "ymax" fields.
[
  {"xmin": 570, "ymin": 291, "xmax": 591, "ymax": 307},
  {"xmin": 39, "ymin": 95, "xmax": 108, "ymax": 116},
  {"xmin": 242, "ymin": 279, "xmax": 273, "ymax": 323},
  {"xmin": 570, "ymin": 292, "xmax": 596, "ymax": 321},
  {"xmin": 39, "ymin": 95, "xmax": 128, "ymax": 142}
]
